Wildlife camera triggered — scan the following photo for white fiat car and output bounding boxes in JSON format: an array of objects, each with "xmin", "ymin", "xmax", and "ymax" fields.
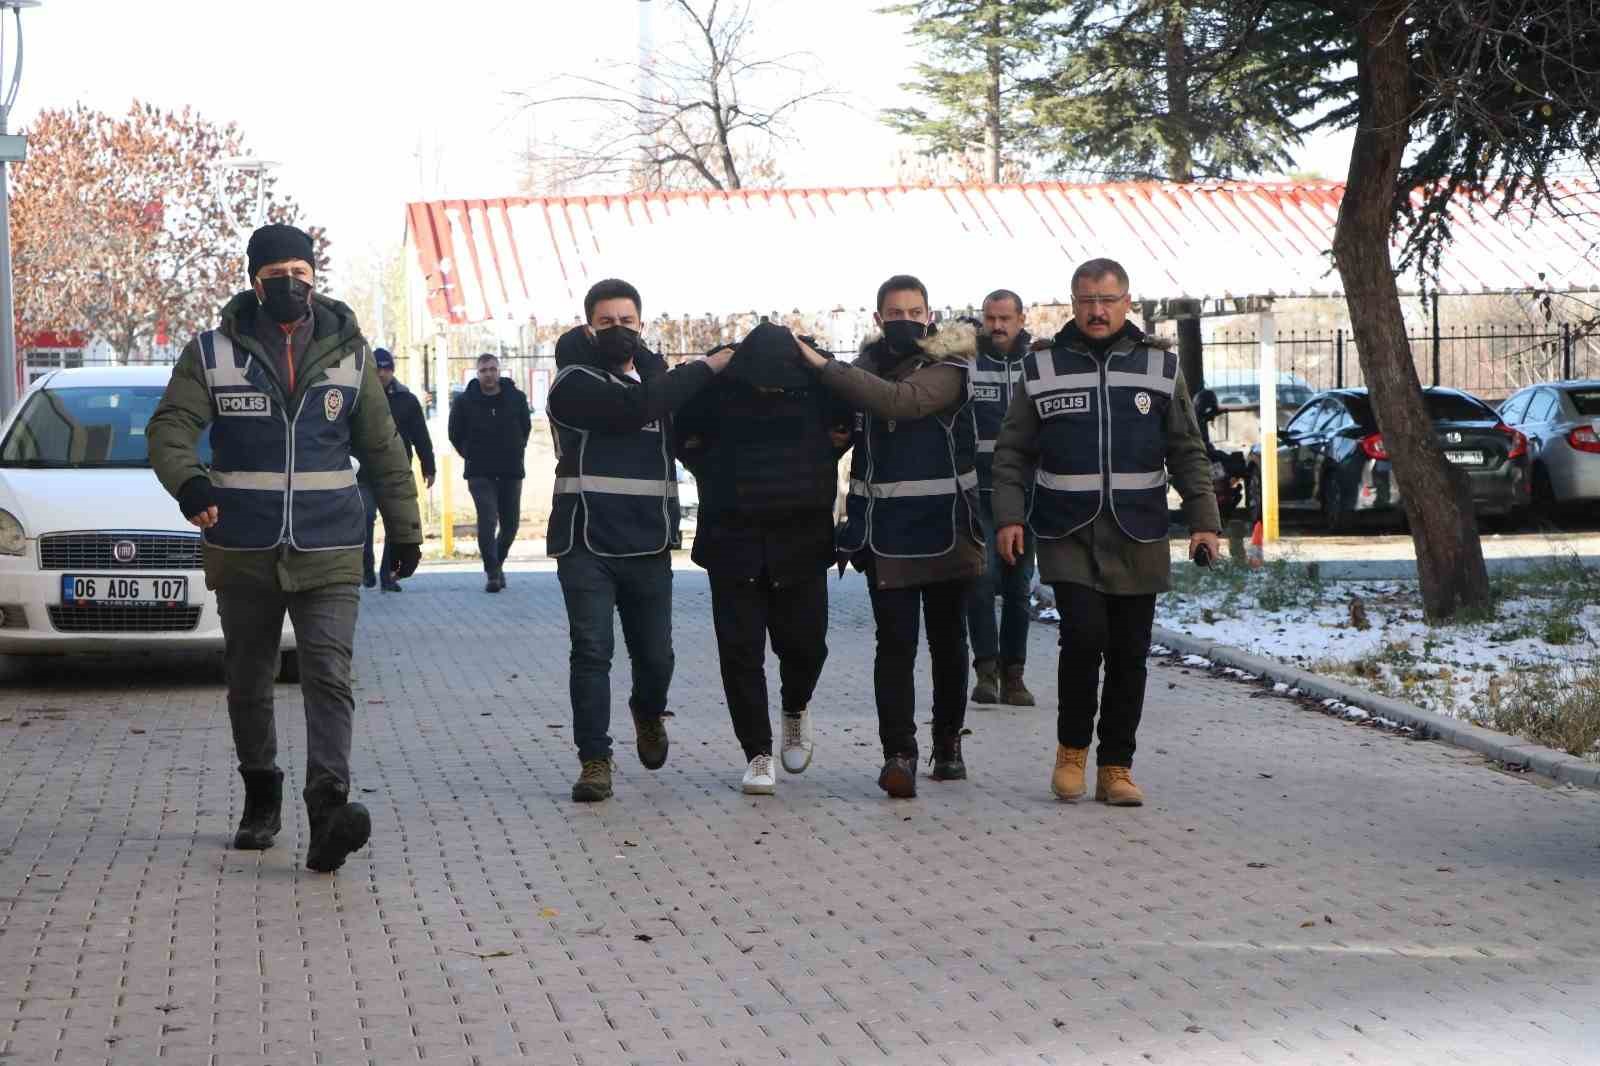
[{"xmin": 0, "ymin": 366, "xmax": 297, "ymax": 679}]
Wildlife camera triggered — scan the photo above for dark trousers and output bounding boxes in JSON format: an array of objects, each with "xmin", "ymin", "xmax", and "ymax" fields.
[
  {"xmin": 216, "ymin": 584, "xmax": 360, "ymax": 796},
  {"xmin": 709, "ymin": 573, "xmax": 829, "ymax": 760},
  {"xmin": 965, "ymin": 493, "xmax": 1035, "ymax": 664},
  {"xmin": 468, "ymin": 476, "xmax": 523, "ymax": 574},
  {"xmin": 359, "ymin": 484, "xmax": 395, "ymax": 581},
  {"xmin": 867, "ymin": 577, "xmax": 971, "ymax": 759},
  {"xmin": 556, "ymin": 548, "xmax": 675, "ymax": 762},
  {"xmin": 1052, "ymin": 583, "xmax": 1157, "ymax": 767}
]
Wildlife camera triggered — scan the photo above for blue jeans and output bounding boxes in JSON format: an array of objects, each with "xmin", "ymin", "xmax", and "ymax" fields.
[
  {"xmin": 359, "ymin": 484, "xmax": 394, "ymax": 581},
  {"xmin": 556, "ymin": 548, "xmax": 675, "ymax": 761},
  {"xmin": 965, "ymin": 493, "xmax": 1035, "ymax": 665}
]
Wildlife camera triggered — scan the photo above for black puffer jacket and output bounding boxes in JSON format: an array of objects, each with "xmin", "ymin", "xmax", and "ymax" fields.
[
  {"xmin": 448, "ymin": 378, "xmax": 532, "ymax": 479},
  {"xmin": 673, "ymin": 325, "xmax": 850, "ymax": 582}
]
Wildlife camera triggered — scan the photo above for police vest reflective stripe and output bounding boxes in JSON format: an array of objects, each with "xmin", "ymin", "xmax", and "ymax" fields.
[
  {"xmin": 546, "ymin": 364, "xmax": 679, "ymax": 558},
  {"xmin": 1022, "ymin": 340, "xmax": 1175, "ymax": 543},
  {"xmin": 199, "ymin": 329, "xmax": 367, "ymax": 552},
  {"xmin": 837, "ymin": 360, "xmax": 982, "ymax": 559},
  {"xmin": 970, "ymin": 354, "xmax": 1025, "ymax": 491}
]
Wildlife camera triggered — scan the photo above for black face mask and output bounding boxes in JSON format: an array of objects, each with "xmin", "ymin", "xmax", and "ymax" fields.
[
  {"xmin": 258, "ymin": 276, "xmax": 312, "ymax": 324},
  {"xmin": 592, "ymin": 325, "xmax": 641, "ymax": 367},
  {"xmin": 881, "ymin": 319, "xmax": 928, "ymax": 357}
]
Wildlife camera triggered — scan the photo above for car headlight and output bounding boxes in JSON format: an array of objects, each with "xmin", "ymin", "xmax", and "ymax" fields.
[{"xmin": 0, "ymin": 509, "xmax": 24, "ymax": 556}]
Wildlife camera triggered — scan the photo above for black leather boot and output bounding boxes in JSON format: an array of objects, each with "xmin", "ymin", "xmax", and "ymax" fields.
[
  {"xmin": 233, "ymin": 769, "xmax": 283, "ymax": 850},
  {"xmin": 303, "ymin": 784, "xmax": 371, "ymax": 873},
  {"xmin": 930, "ymin": 734, "xmax": 967, "ymax": 781}
]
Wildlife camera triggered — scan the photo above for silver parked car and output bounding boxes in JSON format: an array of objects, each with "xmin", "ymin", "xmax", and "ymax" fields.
[{"xmin": 1496, "ymin": 381, "xmax": 1600, "ymax": 509}]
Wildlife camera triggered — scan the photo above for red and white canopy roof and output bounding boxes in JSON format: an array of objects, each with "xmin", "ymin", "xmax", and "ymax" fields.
[{"xmin": 404, "ymin": 179, "xmax": 1600, "ymax": 326}]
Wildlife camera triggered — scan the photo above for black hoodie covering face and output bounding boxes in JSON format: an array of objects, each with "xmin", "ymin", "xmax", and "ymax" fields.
[{"xmin": 723, "ymin": 321, "xmax": 813, "ymax": 390}]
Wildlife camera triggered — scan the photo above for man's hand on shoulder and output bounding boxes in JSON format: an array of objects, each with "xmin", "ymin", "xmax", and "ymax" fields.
[
  {"xmin": 795, "ymin": 336, "xmax": 830, "ymax": 371},
  {"xmin": 703, "ymin": 345, "xmax": 735, "ymax": 373}
]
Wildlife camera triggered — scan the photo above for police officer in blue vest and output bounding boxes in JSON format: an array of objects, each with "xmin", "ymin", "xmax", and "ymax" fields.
[
  {"xmin": 148, "ymin": 223, "xmax": 423, "ymax": 873},
  {"xmin": 547, "ymin": 279, "xmax": 734, "ymax": 803},
  {"xmin": 991, "ymin": 258, "xmax": 1220, "ymax": 807},
  {"xmin": 794, "ymin": 275, "xmax": 985, "ymax": 799},
  {"xmin": 967, "ymin": 289, "xmax": 1038, "ymax": 708}
]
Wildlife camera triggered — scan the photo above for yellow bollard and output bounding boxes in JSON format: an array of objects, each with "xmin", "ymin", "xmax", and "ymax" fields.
[{"xmin": 439, "ymin": 452, "xmax": 455, "ymax": 558}]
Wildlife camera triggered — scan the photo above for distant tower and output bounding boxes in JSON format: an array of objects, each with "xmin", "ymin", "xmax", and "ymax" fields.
[{"xmin": 637, "ymin": 0, "xmax": 658, "ymax": 188}]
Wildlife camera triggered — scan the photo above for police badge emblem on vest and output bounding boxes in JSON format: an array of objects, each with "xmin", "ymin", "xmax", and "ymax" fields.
[
  {"xmin": 1135, "ymin": 391, "xmax": 1152, "ymax": 415},
  {"xmin": 324, "ymin": 388, "xmax": 344, "ymax": 422}
]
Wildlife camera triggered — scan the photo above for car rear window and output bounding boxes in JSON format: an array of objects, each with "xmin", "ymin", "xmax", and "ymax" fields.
[
  {"xmin": 1568, "ymin": 390, "xmax": 1600, "ymax": 417},
  {"xmin": 1423, "ymin": 393, "xmax": 1496, "ymax": 422}
]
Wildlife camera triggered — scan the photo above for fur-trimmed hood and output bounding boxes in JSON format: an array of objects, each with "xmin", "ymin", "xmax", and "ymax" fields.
[{"xmin": 857, "ymin": 319, "xmax": 979, "ymax": 364}]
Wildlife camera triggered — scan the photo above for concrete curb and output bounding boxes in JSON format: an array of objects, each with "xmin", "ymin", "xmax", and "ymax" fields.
[{"xmin": 1151, "ymin": 624, "xmax": 1600, "ymax": 790}]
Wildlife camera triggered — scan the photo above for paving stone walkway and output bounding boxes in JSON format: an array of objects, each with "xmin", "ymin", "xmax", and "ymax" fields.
[{"xmin": 1, "ymin": 564, "xmax": 1597, "ymax": 1065}]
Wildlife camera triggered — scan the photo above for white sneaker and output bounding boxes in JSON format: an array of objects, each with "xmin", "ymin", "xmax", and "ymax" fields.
[
  {"xmin": 741, "ymin": 754, "xmax": 776, "ymax": 795},
  {"xmin": 780, "ymin": 708, "xmax": 814, "ymax": 773}
]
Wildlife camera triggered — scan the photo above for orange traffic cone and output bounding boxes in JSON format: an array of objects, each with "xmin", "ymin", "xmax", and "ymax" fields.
[{"xmin": 1247, "ymin": 519, "xmax": 1264, "ymax": 569}]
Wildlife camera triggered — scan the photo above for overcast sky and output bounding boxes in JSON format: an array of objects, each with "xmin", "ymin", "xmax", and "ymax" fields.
[{"xmin": 11, "ymin": 0, "xmax": 1352, "ymax": 289}]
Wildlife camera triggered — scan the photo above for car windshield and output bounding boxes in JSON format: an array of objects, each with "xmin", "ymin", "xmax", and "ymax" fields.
[
  {"xmin": 0, "ymin": 386, "xmax": 212, "ymax": 469},
  {"xmin": 1209, "ymin": 383, "xmax": 1314, "ymax": 409},
  {"xmin": 1568, "ymin": 389, "xmax": 1600, "ymax": 417}
]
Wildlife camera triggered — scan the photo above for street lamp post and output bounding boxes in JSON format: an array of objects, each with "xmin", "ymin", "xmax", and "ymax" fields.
[
  {"xmin": 214, "ymin": 156, "xmax": 279, "ymax": 238},
  {"xmin": 0, "ymin": 0, "xmax": 41, "ymax": 420}
]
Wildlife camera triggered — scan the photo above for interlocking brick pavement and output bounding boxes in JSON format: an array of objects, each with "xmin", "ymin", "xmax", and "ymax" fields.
[{"xmin": 2, "ymin": 561, "xmax": 1598, "ymax": 1065}]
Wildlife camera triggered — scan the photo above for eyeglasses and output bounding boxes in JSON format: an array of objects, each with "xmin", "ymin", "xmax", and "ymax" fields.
[{"xmin": 1072, "ymin": 293, "xmax": 1127, "ymax": 308}]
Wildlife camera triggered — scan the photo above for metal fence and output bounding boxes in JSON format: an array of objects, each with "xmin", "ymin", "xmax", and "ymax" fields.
[{"xmin": 1201, "ymin": 323, "xmax": 1600, "ymax": 402}]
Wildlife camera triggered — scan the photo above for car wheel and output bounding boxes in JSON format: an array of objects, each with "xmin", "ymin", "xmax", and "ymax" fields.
[
  {"xmin": 1321, "ymin": 475, "xmax": 1352, "ymax": 533},
  {"xmin": 277, "ymin": 650, "xmax": 300, "ymax": 685}
]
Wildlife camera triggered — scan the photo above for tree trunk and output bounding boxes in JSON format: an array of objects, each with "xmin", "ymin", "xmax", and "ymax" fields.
[
  {"xmin": 1163, "ymin": 1, "xmax": 1194, "ymax": 182},
  {"xmin": 984, "ymin": 11, "xmax": 1002, "ymax": 183},
  {"xmin": 1330, "ymin": 0, "xmax": 1488, "ymax": 620}
]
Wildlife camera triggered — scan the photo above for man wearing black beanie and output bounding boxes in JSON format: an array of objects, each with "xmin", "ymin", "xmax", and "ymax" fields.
[{"xmin": 148, "ymin": 223, "xmax": 423, "ymax": 873}]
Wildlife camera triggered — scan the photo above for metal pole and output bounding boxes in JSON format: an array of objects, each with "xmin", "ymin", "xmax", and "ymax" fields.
[
  {"xmin": 1259, "ymin": 311, "xmax": 1279, "ymax": 546},
  {"xmin": 1431, "ymin": 292, "xmax": 1441, "ymax": 387},
  {"xmin": 433, "ymin": 336, "xmax": 454, "ymax": 557},
  {"xmin": 1562, "ymin": 322, "xmax": 1573, "ymax": 380},
  {"xmin": 0, "ymin": 115, "xmax": 17, "ymax": 418},
  {"xmin": 1335, "ymin": 328, "xmax": 1344, "ymax": 389},
  {"xmin": 0, "ymin": 3, "xmax": 32, "ymax": 419}
]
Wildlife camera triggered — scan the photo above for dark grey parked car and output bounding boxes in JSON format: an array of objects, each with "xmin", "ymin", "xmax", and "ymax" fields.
[
  {"xmin": 1495, "ymin": 380, "xmax": 1600, "ymax": 511},
  {"xmin": 1247, "ymin": 387, "xmax": 1532, "ymax": 530}
]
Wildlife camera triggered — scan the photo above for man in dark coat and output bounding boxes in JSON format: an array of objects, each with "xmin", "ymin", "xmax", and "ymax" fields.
[
  {"xmin": 673, "ymin": 322, "xmax": 851, "ymax": 795},
  {"xmin": 448, "ymin": 354, "xmax": 532, "ymax": 592},
  {"xmin": 359, "ymin": 348, "xmax": 436, "ymax": 591}
]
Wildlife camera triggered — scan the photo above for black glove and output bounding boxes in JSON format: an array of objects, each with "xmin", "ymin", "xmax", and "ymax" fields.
[
  {"xmin": 177, "ymin": 476, "xmax": 216, "ymax": 522},
  {"xmin": 390, "ymin": 543, "xmax": 421, "ymax": 579}
]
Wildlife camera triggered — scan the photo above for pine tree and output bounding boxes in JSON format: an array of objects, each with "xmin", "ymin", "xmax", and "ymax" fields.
[
  {"xmin": 880, "ymin": 1, "xmax": 1061, "ymax": 182},
  {"xmin": 1034, "ymin": 1, "xmax": 1347, "ymax": 181}
]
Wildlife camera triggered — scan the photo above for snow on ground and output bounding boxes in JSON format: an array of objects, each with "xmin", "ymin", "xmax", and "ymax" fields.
[{"xmin": 1153, "ymin": 559, "xmax": 1600, "ymax": 722}]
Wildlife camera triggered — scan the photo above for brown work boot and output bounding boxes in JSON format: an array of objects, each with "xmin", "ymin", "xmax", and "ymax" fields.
[
  {"xmin": 632, "ymin": 710, "xmax": 669, "ymax": 770},
  {"xmin": 970, "ymin": 659, "xmax": 1000, "ymax": 705},
  {"xmin": 571, "ymin": 758, "xmax": 614, "ymax": 802},
  {"xmin": 1095, "ymin": 765, "xmax": 1145, "ymax": 807},
  {"xmin": 1051, "ymin": 745, "xmax": 1088, "ymax": 800},
  {"xmin": 1001, "ymin": 664, "xmax": 1036, "ymax": 706}
]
